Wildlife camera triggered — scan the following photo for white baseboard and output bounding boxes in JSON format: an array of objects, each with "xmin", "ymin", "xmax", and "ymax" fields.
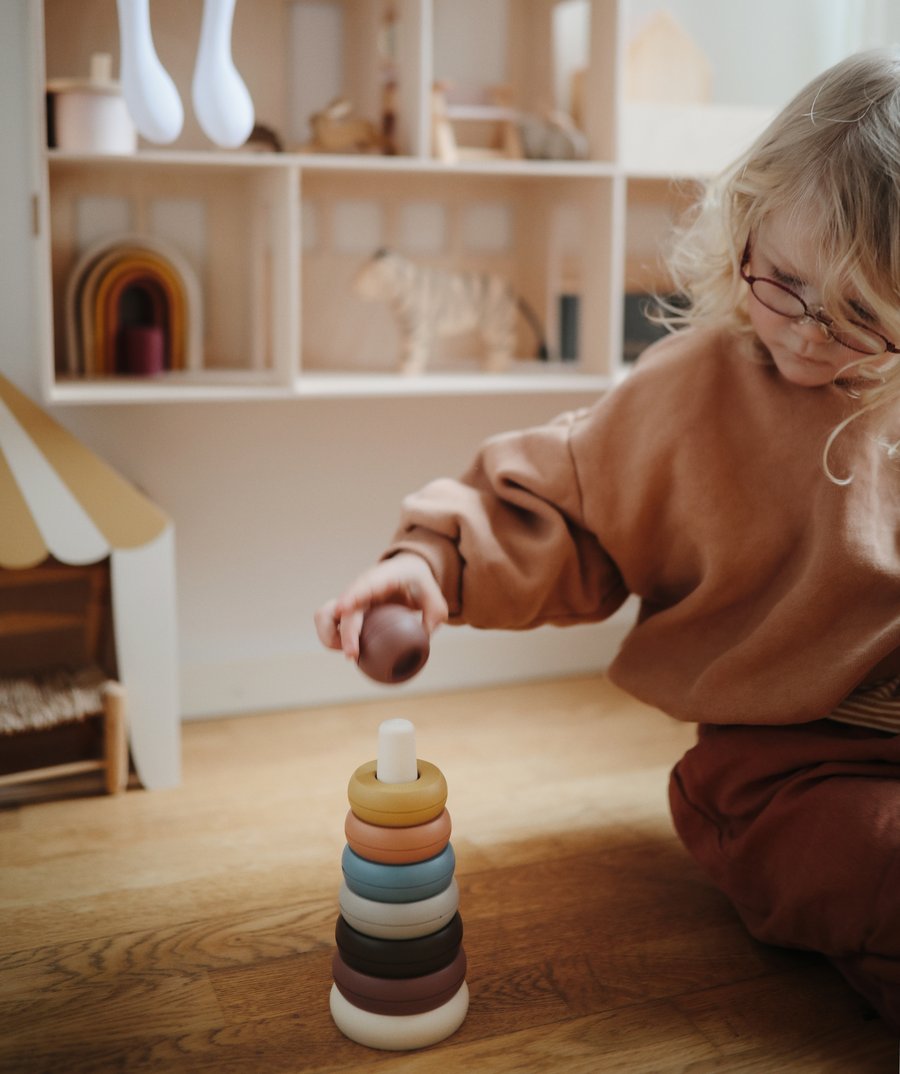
[{"xmin": 180, "ymin": 610, "xmax": 636, "ymax": 720}]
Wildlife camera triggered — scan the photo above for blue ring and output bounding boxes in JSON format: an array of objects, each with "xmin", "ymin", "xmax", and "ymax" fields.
[{"xmin": 342, "ymin": 843, "xmax": 456, "ymax": 903}]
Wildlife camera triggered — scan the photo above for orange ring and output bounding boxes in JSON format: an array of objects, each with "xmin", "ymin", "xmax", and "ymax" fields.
[
  {"xmin": 345, "ymin": 809, "xmax": 452, "ymax": 864},
  {"xmin": 348, "ymin": 760, "xmax": 447, "ymax": 827}
]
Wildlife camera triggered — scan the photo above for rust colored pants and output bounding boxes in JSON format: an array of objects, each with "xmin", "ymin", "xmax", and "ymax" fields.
[{"xmin": 669, "ymin": 719, "xmax": 900, "ymax": 1032}]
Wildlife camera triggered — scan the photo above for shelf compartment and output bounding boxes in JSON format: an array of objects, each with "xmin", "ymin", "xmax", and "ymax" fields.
[
  {"xmin": 42, "ymin": 0, "xmax": 429, "ymax": 158},
  {"xmin": 298, "ymin": 166, "xmax": 618, "ymax": 378},
  {"xmin": 46, "ymin": 155, "xmax": 299, "ymax": 390},
  {"xmin": 42, "ymin": 0, "xmax": 616, "ymax": 165},
  {"xmin": 431, "ymin": 0, "xmax": 617, "ymax": 165}
]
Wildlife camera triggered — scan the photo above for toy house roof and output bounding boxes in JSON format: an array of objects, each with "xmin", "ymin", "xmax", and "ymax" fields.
[{"xmin": 0, "ymin": 375, "xmax": 169, "ymax": 569}]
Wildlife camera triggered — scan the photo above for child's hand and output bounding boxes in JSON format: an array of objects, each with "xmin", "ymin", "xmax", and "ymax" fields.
[{"xmin": 314, "ymin": 553, "xmax": 448, "ymax": 661}]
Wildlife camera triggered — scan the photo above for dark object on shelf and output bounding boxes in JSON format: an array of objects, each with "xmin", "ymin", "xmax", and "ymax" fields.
[
  {"xmin": 559, "ymin": 293, "xmax": 580, "ymax": 362},
  {"xmin": 244, "ymin": 123, "xmax": 284, "ymax": 153},
  {"xmin": 623, "ymin": 292, "xmax": 688, "ymax": 363}
]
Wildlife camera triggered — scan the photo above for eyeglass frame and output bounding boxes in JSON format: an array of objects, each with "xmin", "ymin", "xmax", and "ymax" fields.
[{"xmin": 739, "ymin": 238, "xmax": 899, "ymax": 357}]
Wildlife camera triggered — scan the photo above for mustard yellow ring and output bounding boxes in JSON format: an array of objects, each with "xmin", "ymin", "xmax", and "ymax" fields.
[{"xmin": 348, "ymin": 760, "xmax": 447, "ymax": 827}]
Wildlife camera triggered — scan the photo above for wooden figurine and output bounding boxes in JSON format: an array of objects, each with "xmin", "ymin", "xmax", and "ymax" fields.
[
  {"xmin": 354, "ymin": 250, "xmax": 521, "ymax": 375},
  {"xmin": 310, "ymin": 98, "xmax": 382, "ymax": 154}
]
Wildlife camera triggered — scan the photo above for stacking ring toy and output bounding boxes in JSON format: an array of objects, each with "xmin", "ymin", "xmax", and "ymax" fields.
[
  {"xmin": 342, "ymin": 844, "xmax": 455, "ymax": 904},
  {"xmin": 345, "ymin": 809, "xmax": 452, "ymax": 865},
  {"xmin": 339, "ymin": 878, "xmax": 459, "ymax": 940},
  {"xmin": 348, "ymin": 760, "xmax": 447, "ymax": 827},
  {"xmin": 332, "ymin": 947, "xmax": 467, "ymax": 1016},
  {"xmin": 329, "ymin": 980, "xmax": 469, "ymax": 1051},
  {"xmin": 335, "ymin": 912, "xmax": 463, "ymax": 978}
]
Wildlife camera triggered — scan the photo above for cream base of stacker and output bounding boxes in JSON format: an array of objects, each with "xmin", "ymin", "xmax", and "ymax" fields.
[{"xmin": 329, "ymin": 981, "xmax": 469, "ymax": 1051}]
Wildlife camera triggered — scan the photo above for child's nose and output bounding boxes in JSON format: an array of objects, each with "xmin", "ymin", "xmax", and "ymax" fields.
[{"xmin": 795, "ymin": 315, "xmax": 833, "ymax": 343}]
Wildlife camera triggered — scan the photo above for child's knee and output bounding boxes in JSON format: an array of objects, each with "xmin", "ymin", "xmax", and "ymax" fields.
[{"xmin": 669, "ymin": 756, "xmax": 900, "ymax": 958}]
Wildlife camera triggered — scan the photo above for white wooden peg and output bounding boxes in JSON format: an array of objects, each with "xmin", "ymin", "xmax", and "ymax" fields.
[{"xmin": 376, "ymin": 719, "xmax": 418, "ymax": 784}]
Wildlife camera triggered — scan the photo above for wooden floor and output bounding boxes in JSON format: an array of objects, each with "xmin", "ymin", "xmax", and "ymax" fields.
[{"xmin": 0, "ymin": 675, "xmax": 896, "ymax": 1073}]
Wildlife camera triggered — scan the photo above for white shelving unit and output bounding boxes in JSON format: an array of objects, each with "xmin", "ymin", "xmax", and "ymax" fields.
[{"xmin": 30, "ymin": 0, "xmax": 765, "ymax": 406}]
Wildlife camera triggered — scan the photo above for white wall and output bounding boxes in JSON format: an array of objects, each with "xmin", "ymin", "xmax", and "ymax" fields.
[
  {"xmin": 1, "ymin": 2, "xmax": 625, "ymax": 719},
  {"xmin": 626, "ymin": 0, "xmax": 900, "ymax": 106},
  {"xmin": 58, "ymin": 391, "xmax": 633, "ymax": 718}
]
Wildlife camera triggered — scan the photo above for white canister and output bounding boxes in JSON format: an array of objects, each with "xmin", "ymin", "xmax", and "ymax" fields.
[{"xmin": 48, "ymin": 53, "xmax": 137, "ymax": 154}]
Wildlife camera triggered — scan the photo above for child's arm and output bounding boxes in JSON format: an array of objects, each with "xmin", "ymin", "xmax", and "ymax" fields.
[
  {"xmin": 316, "ymin": 405, "xmax": 628, "ymax": 659},
  {"xmin": 384, "ymin": 414, "xmax": 628, "ymax": 631}
]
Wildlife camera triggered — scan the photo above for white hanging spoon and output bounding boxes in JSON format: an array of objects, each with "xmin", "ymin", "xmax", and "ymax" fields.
[
  {"xmin": 192, "ymin": 0, "xmax": 255, "ymax": 149},
  {"xmin": 115, "ymin": 0, "xmax": 184, "ymax": 144}
]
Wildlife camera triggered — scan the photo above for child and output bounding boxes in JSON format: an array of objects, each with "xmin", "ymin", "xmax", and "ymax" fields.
[{"xmin": 315, "ymin": 50, "xmax": 900, "ymax": 1031}]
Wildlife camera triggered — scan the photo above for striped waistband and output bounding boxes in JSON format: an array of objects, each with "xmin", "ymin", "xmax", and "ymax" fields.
[{"xmin": 828, "ymin": 676, "xmax": 900, "ymax": 734}]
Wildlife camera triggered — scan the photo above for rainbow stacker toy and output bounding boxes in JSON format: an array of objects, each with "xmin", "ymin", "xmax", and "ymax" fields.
[{"xmin": 330, "ymin": 717, "xmax": 468, "ymax": 1050}]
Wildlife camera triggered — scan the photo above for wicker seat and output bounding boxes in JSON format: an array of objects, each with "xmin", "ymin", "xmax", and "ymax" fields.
[{"xmin": 0, "ymin": 559, "xmax": 128, "ymax": 796}]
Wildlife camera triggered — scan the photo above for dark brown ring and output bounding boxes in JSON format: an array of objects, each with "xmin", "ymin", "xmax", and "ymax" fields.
[
  {"xmin": 332, "ymin": 947, "xmax": 467, "ymax": 1016},
  {"xmin": 334, "ymin": 912, "xmax": 463, "ymax": 978}
]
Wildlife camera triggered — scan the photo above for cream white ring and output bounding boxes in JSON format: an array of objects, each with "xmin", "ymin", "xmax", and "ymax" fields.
[
  {"xmin": 329, "ymin": 980, "xmax": 469, "ymax": 1051},
  {"xmin": 339, "ymin": 879, "xmax": 460, "ymax": 940}
]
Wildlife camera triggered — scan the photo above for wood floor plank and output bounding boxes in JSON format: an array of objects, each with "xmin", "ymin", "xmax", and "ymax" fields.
[
  {"xmin": 673, "ymin": 968, "xmax": 893, "ymax": 1073},
  {"xmin": 0, "ymin": 675, "xmax": 896, "ymax": 1072},
  {"xmin": 379, "ymin": 1000, "xmax": 725, "ymax": 1074}
]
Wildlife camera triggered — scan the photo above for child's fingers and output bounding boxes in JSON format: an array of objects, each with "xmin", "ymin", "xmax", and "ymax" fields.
[
  {"xmin": 315, "ymin": 599, "xmax": 367, "ymax": 659},
  {"xmin": 333, "ymin": 568, "xmax": 410, "ymax": 619},
  {"xmin": 337, "ymin": 607, "xmax": 365, "ymax": 660},
  {"xmin": 313, "ymin": 599, "xmax": 343, "ymax": 651},
  {"xmin": 325, "ymin": 555, "xmax": 447, "ymax": 655},
  {"xmin": 422, "ymin": 593, "xmax": 449, "ymax": 635}
]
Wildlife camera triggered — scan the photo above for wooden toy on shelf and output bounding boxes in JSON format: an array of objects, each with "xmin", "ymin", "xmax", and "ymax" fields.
[
  {"xmin": 625, "ymin": 10, "xmax": 712, "ymax": 104},
  {"xmin": 518, "ymin": 108, "xmax": 588, "ymax": 161},
  {"xmin": 353, "ymin": 249, "xmax": 523, "ymax": 375},
  {"xmin": 308, "ymin": 98, "xmax": 382, "ymax": 154},
  {"xmin": 431, "ymin": 82, "xmax": 524, "ymax": 164},
  {"xmin": 64, "ymin": 234, "xmax": 203, "ymax": 379}
]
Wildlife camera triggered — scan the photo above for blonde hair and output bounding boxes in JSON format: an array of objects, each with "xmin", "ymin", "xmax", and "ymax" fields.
[{"xmin": 660, "ymin": 49, "xmax": 900, "ymax": 481}]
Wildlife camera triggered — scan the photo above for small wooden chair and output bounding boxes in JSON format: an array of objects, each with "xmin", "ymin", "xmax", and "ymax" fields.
[
  {"xmin": 0, "ymin": 558, "xmax": 128, "ymax": 797},
  {"xmin": 431, "ymin": 83, "xmax": 524, "ymax": 164}
]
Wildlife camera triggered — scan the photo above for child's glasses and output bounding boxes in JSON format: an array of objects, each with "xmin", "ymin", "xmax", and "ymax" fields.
[{"xmin": 740, "ymin": 240, "xmax": 899, "ymax": 357}]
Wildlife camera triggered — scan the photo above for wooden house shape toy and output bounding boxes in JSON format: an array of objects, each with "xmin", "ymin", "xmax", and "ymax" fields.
[
  {"xmin": 625, "ymin": 10, "xmax": 712, "ymax": 104},
  {"xmin": 0, "ymin": 374, "xmax": 180, "ymax": 795}
]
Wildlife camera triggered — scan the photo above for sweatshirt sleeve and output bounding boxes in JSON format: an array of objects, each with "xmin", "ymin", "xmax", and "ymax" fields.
[{"xmin": 384, "ymin": 409, "xmax": 629, "ymax": 630}]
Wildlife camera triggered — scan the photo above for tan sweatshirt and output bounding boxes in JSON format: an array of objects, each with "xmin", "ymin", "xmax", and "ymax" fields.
[{"xmin": 386, "ymin": 326, "xmax": 900, "ymax": 725}]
